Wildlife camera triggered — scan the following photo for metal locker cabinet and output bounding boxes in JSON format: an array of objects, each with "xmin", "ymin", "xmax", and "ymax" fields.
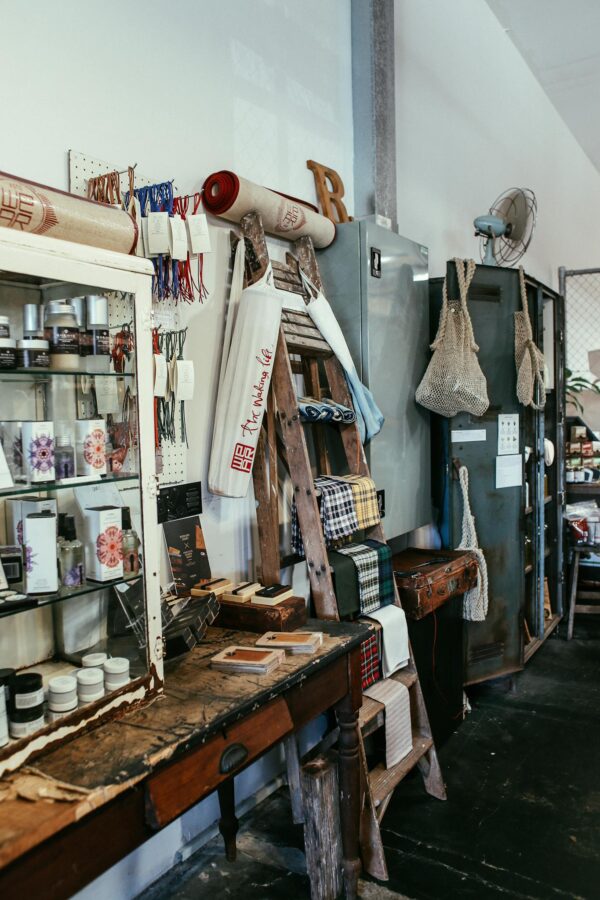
[
  {"xmin": 431, "ymin": 263, "xmax": 529, "ymax": 684},
  {"xmin": 317, "ymin": 220, "xmax": 431, "ymax": 539}
]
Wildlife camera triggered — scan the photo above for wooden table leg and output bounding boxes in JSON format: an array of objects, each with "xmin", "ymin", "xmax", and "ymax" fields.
[
  {"xmin": 335, "ymin": 693, "xmax": 361, "ymax": 899},
  {"xmin": 567, "ymin": 549, "xmax": 580, "ymax": 641},
  {"xmin": 218, "ymin": 779, "xmax": 238, "ymax": 862}
]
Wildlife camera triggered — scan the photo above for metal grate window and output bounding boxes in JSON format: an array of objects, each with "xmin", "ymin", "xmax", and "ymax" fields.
[{"xmin": 562, "ymin": 269, "xmax": 600, "ymax": 379}]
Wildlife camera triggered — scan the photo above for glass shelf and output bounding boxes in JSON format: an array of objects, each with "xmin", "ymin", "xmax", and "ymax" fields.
[
  {"xmin": 0, "ymin": 369, "xmax": 133, "ymax": 382},
  {"xmin": 0, "ymin": 572, "xmax": 143, "ymax": 620},
  {"xmin": 0, "ymin": 472, "xmax": 139, "ymax": 498}
]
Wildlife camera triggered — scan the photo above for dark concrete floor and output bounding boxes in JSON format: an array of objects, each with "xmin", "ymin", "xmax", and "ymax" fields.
[{"xmin": 140, "ymin": 619, "xmax": 600, "ymax": 899}]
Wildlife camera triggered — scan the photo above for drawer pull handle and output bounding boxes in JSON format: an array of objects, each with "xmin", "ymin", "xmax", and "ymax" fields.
[{"xmin": 220, "ymin": 742, "xmax": 249, "ymax": 774}]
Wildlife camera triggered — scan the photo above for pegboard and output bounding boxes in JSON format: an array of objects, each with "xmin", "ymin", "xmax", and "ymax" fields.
[{"xmin": 68, "ymin": 150, "xmax": 187, "ymax": 486}]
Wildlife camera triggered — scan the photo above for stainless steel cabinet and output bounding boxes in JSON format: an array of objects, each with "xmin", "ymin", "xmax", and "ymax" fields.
[{"xmin": 318, "ymin": 220, "xmax": 431, "ymax": 539}]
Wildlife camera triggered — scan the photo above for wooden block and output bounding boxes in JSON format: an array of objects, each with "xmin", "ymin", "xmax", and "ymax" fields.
[{"xmin": 214, "ymin": 595, "xmax": 308, "ymax": 633}]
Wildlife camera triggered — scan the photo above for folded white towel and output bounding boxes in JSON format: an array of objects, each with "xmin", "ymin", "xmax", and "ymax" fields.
[
  {"xmin": 367, "ymin": 604, "xmax": 409, "ymax": 677},
  {"xmin": 364, "ymin": 678, "xmax": 413, "ymax": 767}
]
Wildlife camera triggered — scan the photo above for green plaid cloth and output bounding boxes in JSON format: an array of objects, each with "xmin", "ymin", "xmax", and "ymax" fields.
[
  {"xmin": 330, "ymin": 474, "xmax": 380, "ymax": 530},
  {"xmin": 365, "ymin": 539, "xmax": 395, "ymax": 607},
  {"xmin": 336, "ymin": 542, "xmax": 380, "ymax": 614}
]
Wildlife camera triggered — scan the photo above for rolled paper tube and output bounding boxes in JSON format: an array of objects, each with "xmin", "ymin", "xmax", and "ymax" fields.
[
  {"xmin": 0, "ymin": 171, "xmax": 138, "ymax": 255},
  {"xmin": 202, "ymin": 170, "xmax": 336, "ymax": 249}
]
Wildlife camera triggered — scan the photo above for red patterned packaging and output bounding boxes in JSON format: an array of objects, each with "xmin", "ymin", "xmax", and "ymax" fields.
[{"xmin": 360, "ymin": 631, "xmax": 381, "ymax": 690}]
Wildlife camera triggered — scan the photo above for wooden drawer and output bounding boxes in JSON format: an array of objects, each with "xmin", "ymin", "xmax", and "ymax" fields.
[{"xmin": 145, "ymin": 697, "xmax": 293, "ymax": 829}]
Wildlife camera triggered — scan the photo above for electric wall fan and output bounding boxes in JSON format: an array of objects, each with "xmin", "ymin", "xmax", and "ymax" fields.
[{"xmin": 473, "ymin": 187, "xmax": 537, "ymax": 266}]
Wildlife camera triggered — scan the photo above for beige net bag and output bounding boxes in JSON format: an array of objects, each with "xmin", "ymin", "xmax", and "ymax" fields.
[
  {"xmin": 514, "ymin": 266, "xmax": 546, "ymax": 409},
  {"xmin": 416, "ymin": 258, "xmax": 489, "ymax": 418}
]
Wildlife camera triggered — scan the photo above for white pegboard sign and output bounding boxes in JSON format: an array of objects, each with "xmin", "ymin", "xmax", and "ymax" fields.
[{"xmin": 68, "ymin": 150, "xmax": 187, "ymax": 486}]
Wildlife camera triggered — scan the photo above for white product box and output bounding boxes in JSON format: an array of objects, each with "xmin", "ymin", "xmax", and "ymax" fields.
[
  {"xmin": 83, "ymin": 505, "xmax": 123, "ymax": 582},
  {"xmin": 75, "ymin": 419, "xmax": 107, "ymax": 476},
  {"xmin": 21, "ymin": 421, "xmax": 55, "ymax": 483},
  {"xmin": 6, "ymin": 497, "xmax": 57, "ymax": 545},
  {"xmin": 23, "ymin": 511, "xmax": 58, "ymax": 593}
]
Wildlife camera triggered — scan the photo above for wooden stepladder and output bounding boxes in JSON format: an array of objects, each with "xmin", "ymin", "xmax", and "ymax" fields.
[{"xmin": 238, "ymin": 211, "xmax": 446, "ymax": 881}]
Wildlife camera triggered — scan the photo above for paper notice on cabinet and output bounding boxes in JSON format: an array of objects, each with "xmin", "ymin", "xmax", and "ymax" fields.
[{"xmin": 495, "ymin": 454, "xmax": 522, "ymax": 489}]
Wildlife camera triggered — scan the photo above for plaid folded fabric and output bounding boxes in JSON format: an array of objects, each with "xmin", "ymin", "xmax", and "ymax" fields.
[
  {"xmin": 330, "ymin": 474, "xmax": 380, "ymax": 530},
  {"xmin": 364, "ymin": 539, "xmax": 395, "ymax": 607},
  {"xmin": 360, "ymin": 631, "xmax": 381, "ymax": 689},
  {"xmin": 291, "ymin": 476, "xmax": 359, "ymax": 555},
  {"xmin": 336, "ymin": 542, "xmax": 380, "ymax": 614}
]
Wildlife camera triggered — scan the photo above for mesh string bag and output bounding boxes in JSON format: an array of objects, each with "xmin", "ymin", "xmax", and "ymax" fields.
[
  {"xmin": 416, "ymin": 258, "xmax": 489, "ymax": 418},
  {"xmin": 456, "ymin": 465, "xmax": 489, "ymax": 622},
  {"xmin": 514, "ymin": 265, "xmax": 546, "ymax": 409}
]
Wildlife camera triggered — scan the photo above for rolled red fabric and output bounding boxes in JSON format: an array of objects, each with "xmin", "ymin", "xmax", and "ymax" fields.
[
  {"xmin": 202, "ymin": 170, "xmax": 335, "ymax": 248},
  {"xmin": 0, "ymin": 171, "xmax": 138, "ymax": 255}
]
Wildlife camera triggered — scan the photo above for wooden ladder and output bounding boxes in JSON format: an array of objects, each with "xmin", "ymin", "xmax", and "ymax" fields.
[{"xmin": 239, "ymin": 210, "xmax": 446, "ymax": 880}]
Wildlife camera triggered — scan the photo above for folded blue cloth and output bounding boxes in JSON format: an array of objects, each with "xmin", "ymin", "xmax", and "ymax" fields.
[{"xmin": 297, "ymin": 396, "xmax": 356, "ymax": 424}]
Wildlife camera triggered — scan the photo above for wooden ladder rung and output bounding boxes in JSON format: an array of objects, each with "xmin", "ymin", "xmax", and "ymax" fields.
[{"xmin": 369, "ymin": 731, "xmax": 434, "ymax": 807}]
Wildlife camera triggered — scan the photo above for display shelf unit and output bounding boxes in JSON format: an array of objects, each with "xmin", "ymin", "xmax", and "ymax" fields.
[{"xmin": 0, "ymin": 228, "xmax": 162, "ymax": 776}]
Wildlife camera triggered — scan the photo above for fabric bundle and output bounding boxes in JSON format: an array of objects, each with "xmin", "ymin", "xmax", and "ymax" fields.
[
  {"xmin": 297, "ymin": 397, "xmax": 356, "ymax": 424},
  {"xmin": 202, "ymin": 170, "xmax": 335, "ymax": 248},
  {"xmin": 291, "ymin": 474, "xmax": 380, "ymax": 555},
  {"xmin": 335, "ymin": 543, "xmax": 380, "ymax": 614},
  {"xmin": 364, "ymin": 539, "xmax": 395, "ymax": 607},
  {"xmin": 360, "ymin": 632, "xmax": 381, "ymax": 690},
  {"xmin": 332, "ymin": 475, "xmax": 380, "ymax": 530},
  {"xmin": 328, "ymin": 549, "xmax": 360, "ymax": 619},
  {"xmin": 291, "ymin": 476, "xmax": 358, "ymax": 555},
  {"xmin": 365, "ymin": 604, "xmax": 409, "ymax": 676},
  {"xmin": 364, "ymin": 678, "xmax": 413, "ymax": 767}
]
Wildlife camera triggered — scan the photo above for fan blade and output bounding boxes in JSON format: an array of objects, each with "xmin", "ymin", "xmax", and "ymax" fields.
[{"xmin": 494, "ymin": 189, "xmax": 528, "ymax": 242}]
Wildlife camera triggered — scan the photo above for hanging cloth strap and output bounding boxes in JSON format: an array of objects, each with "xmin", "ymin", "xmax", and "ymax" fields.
[
  {"xmin": 456, "ymin": 465, "xmax": 489, "ymax": 622},
  {"xmin": 514, "ymin": 266, "xmax": 546, "ymax": 409}
]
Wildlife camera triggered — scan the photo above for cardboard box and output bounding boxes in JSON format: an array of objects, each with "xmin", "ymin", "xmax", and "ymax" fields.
[
  {"xmin": 23, "ymin": 511, "xmax": 58, "ymax": 594},
  {"xmin": 6, "ymin": 497, "xmax": 57, "ymax": 545},
  {"xmin": 21, "ymin": 421, "xmax": 55, "ymax": 483},
  {"xmin": 83, "ymin": 505, "xmax": 123, "ymax": 582}
]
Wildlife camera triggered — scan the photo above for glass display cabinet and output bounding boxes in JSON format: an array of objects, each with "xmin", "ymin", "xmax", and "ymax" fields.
[{"xmin": 0, "ymin": 228, "xmax": 162, "ymax": 775}]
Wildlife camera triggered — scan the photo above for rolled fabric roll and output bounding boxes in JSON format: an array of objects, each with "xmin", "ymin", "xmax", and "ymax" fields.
[
  {"xmin": 202, "ymin": 170, "xmax": 336, "ymax": 248},
  {"xmin": 0, "ymin": 171, "xmax": 138, "ymax": 255}
]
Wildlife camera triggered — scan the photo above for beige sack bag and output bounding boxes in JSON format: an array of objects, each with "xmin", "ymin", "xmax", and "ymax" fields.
[
  {"xmin": 514, "ymin": 266, "xmax": 546, "ymax": 409},
  {"xmin": 416, "ymin": 258, "xmax": 489, "ymax": 418}
]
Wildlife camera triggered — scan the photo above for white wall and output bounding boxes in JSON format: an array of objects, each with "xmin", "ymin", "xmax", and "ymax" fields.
[
  {"xmin": 394, "ymin": 0, "xmax": 600, "ymax": 286},
  {"xmin": 0, "ymin": 1, "xmax": 354, "ymax": 896}
]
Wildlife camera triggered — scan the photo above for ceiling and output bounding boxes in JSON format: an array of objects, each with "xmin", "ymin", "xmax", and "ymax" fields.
[{"xmin": 486, "ymin": 0, "xmax": 600, "ymax": 171}]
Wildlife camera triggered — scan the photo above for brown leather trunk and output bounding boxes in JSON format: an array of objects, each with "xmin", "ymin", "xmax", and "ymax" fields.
[
  {"xmin": 393, "ymin": 548, "xmax": 479, "ymax": 620},
  {"xmin": 214, "ymin": 595, "xmax": 308, "ymax": 632}
]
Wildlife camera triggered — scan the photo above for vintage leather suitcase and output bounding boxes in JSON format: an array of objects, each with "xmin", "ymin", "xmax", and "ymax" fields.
[
  {"xmin": 393, "ymin": 548, "xmax": 478, "ymax": 620},
  {"xmin": 214, "ymin": 595, "xmax": 308, "ymax": 633}
]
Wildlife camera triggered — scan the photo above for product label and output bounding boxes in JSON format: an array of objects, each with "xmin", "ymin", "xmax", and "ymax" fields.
[
  {"xmin": 0, "ymin": 348, "xmax": 16, "ymax": 368},
  {"xmin": 123, "ymin": 547, "xmax": 140, "ymax": 575},
  {"xmin": 14, "ymin": 688, "xmax": 44, "ymax": 709},
  {"xmin": 0, "ymin": 325, "xmax": 10, "ymax": 338},
  {"xmin": 46, "ymin": 326, "xmax": 79, "ymax": 355},
  {"xmin": 9, "ymin": 715, "xmax": 44, "ymax": 738},
  {"xmin": 17, "ymin": 349, "xmax": 50, "ymax": 368},
  {"xmin": 90, "ymin": 329, "xmax": 110, "ymax": 356}
]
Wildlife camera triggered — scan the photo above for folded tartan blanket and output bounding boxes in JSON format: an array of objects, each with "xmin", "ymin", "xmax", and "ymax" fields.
[{"xmin": 291, "ymin": 475, "xmax": 358, "ymax": 555}]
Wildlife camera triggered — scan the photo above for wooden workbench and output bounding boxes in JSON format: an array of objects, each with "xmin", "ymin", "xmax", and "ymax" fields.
[{"xmin": 0, "ymin": 621, "xmax": 367, "ymax": 899}]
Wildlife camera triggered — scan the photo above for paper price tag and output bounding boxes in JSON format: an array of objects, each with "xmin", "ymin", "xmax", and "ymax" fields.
[
  {"xmin": 147, "ymin": 211, "xmax": 170, "ymax": 255},
  {"xmin": 95, "ymin": 376, "xmax": 120, "ymax": 414},
  {"xmin": 140, "ymin": 217, "xmax": 154, "ymax": 258},
  {"xmin": 174, "ymin": 359, "xmax": 195, "ymax": 401},
  {"xmin": 169, "ymin": 214, "xmax": 188, "ymax": 261},
  {"xmin": 168, "ymin": 354, "xmax": 177, "ymax": 396},
  {"xmin": 154, "ymin": 354, "xmax": 168, "ymax": 398},
  {"xmin": 186, "ymin": 214, "xmax": 212, "ymax": 255},
  {"xmin": 126, "ymin": 350, "xmax": 137, "ymax": 395}
]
